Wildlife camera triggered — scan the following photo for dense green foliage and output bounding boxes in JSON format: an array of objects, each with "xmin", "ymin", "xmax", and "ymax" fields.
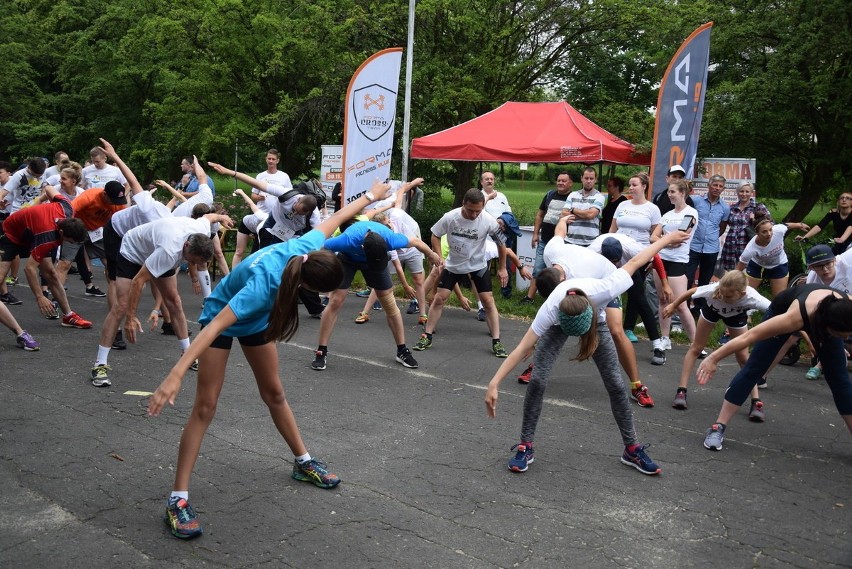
[{"xmin": 1, "ymin": 0, "xmax": 848, "ymax": 216}]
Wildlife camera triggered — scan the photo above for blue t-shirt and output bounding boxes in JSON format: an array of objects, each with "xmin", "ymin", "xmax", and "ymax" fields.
[
  {"xmin": 199, "ymin": 229, "xmax": 325, "ymax": 337},
  {"xmin": 323, "ymin": 221, "xmax": 409, "ymax": 263},
  {"xmin": 185, "ymin": 174, "xmax": 216, "ymax": 196}
]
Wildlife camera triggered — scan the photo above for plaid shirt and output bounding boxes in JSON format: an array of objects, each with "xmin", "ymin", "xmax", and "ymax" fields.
[{"xmin": 720, "ymin": 199, "xmax": 770, "ymax": 270}]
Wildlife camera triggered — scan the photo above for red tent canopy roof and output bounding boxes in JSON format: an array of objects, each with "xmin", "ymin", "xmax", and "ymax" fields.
[{"xmin": 411, "ymin": 101, "xmax": 648, "ymax": 165}]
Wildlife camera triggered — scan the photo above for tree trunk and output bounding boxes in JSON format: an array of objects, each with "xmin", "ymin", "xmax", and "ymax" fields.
[
  {"xmin": 783, "ymin": 164, "xmax": 833, "ymax": 222},
  {"xmin": 453, "ymin": 161, "xmax": 477, "ymax": 207}
]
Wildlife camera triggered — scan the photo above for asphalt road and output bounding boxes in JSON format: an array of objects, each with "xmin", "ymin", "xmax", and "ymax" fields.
[{"xmin": 1, "ymin": 277, "xmax": 850, "ymax": 568}]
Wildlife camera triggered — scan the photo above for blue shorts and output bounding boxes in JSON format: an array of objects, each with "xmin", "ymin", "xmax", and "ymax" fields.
[{"xmin": 745, "ymin": 260, "xmax": 788, "ymax": 280}]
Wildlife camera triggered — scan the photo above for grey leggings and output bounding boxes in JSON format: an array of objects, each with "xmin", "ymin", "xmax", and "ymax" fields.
[{"xmin": 520, "ymin": 321, "xmax": 638, "ymax": 446}]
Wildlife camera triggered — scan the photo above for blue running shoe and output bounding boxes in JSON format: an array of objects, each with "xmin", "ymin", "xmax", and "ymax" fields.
[
  {"xmin": 292, "ymin": 458, "xmax": 340, "ymax": 488},
  {"xmin": 625, "ymin": 330, "xmax": 639, "ymax": 343},
  {"xmin": 508, "ymin": 443, "xmax": 534, "ymax": 472},
  {"xmin": 354, "ymin": 288, "xmax": 371, "ymax": 298},
  {"xmin": 703, "ymin": 423, "xmax": 726, "ymax": 451},
  {"xmin": 621, "ymin": 444, "xmax": 661, "ymax": 475},
  {"xmin": 164, "ymin": 497, "xmax": 202, "ymax": 539},
  {"xmin": 406, "ymin": 299, "xmax": 419, "ymax": 314}
]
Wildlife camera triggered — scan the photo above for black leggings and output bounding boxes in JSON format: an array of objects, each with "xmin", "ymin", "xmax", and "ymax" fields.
[{"xmin": 623, "ymin": 269, "xmax": 660, "ymax": 340}]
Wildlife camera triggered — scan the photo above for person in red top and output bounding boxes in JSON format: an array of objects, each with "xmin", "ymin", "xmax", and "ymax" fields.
[{"xmin": 0, "ymin": 196, "xmax": 93, "ymax": 328}]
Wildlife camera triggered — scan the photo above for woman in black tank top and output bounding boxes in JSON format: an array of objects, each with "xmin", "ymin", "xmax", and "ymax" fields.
[{"xmin": 695, "ymin": 285, "xmax": 852, "ymax": 451}]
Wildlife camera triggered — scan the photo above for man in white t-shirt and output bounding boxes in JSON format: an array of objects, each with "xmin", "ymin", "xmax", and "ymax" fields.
[
  {"xmin": 413, "ymin": 189, "xmax": 510, "ymax": 357},
  {"xmin": 81, "ymin": 147, "xmax": 128, "ymax": 190},
  {"xmin": 481, "ymin": 170, "xmax": 519, "ymax": 299},
  {"xmin": 0, "ymin": 157, "xmax": 46, "ymax": 213},
  {"xmin": 89, "ymin": 211, "xmax": 233, "ymax": 388},
  {"xmin": 43, "ymin": 150, "xmax": 69, "ymax": 180}
]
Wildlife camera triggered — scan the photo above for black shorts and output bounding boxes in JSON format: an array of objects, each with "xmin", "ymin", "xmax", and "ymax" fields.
[
  {"xmin": 699, "ymin": 305, "xmax": 749, "ymax": 329},
  {"xmin": 115, "ymin": 253, "xmax": 176, "ymax": 280},
  {"xmin": 237, "ymin": 219, "xmax": 254, "ymax": 235},
  {"xmin": 437, "ymin": 265, "xmax": 493, "ymax": 293},
  {"xmin": 338, "ymin": 254, "xmax": 392, "ymax": 291},
  {"xmin": 210, "ymin": 328, "xmax": 268, "ymax": 349},
  {"xmin": 662, "ymin": 259, "xmax": 688, "ymax": 278},
  {"xmin": 103, "ymin": 221, "xmax": 122, "ymax": 281},
  {"xmin": 0, "ymin": 234, "xmax": 31, "ymax": 262}
]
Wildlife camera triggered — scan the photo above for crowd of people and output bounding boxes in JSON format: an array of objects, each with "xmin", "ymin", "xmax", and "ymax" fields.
[{"xmin": 2, "ymin": 149, "xmax": 851, "ymax": 540}]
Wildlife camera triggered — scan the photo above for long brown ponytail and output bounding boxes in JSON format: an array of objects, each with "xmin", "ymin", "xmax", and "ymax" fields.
[{"xmin": 265, "ymin": 250, "xmax": 343, "ymax": 343}]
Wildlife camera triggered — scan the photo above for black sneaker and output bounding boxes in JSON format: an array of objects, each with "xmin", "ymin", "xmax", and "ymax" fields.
[
  {"xmin": 85, "ymin": 286, "xmax": 106, "ymax": 297},
  {"xmin": 520, "ymin": 297, "xmax": 534, "ymax": 305},
  {"xmin": 396, "ymin": 348, "xmax": 418, "ymax": 368},
  {"xmin": 651, "ymin": 348, "xmax": 666, "ymax": 365},
  {"xmin": 780, "ymin": 343, "xmax": 800, "ymax": 366},
  {"xmin": 161, "ymin": 322, "xmax": 175, "ymax": 335},
  {"xmin": 112, "ymin": 331, "xmax": 127, "ymax": 350},
  {"xmin": 311, "ymin": 350, "xmax": 327, "ymax": 371},
  {"xmin": 1, "ymin": 292, "xmax": 22, "ymax": 305}
]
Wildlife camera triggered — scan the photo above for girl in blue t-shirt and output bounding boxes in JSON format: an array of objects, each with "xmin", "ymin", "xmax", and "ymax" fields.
[{"xmin": 147, "ymin": 178, "xmax": 392, "ymax": 540}]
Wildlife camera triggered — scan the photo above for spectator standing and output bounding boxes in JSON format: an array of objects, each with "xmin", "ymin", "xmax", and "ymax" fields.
[
  {"xmin": 523, "ymin": 172, "xmax": 573, "ymax": 303},
  {"xmin": 601, "ymin": 176, "xmax": 627, "ymax": 234},
  {"xmin": 720, "ymin": 182, "xmax": 770, "ymax": 271},
  {"xmin": 686, "ymin": 174, "xmax": 730, "ymax": 313},
  {"xmin": 796, "ymin": 191, "xmax": 852, "ymax": 255},
  {"xmin": 563, "ymin": 167, "xmax": 605, "ymax": 247}
]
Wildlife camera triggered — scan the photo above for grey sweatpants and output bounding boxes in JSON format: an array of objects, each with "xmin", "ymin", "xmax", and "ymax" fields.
[{"xmin": 520, "ymin": 321, "xmax": 638, "ymax": 446}]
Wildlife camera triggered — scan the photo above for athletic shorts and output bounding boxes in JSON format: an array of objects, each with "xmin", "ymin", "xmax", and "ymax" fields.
[
  {"xmin": 210, "ymin": 328, "xmax": 268, "ymax": 350},
  {"xmin": 700, "ymin": 305, "xmax": 749, "ymax": 329},
  {"xmin": 0, "ymin": 235, "xmax": 33, "ymax": 261},
  {"xmin": 337, "ymin": 255, "xmax": 393, "ymax": 291},
  {"xmin": 103, "ymin": 221, "xmax": 121, "ymax": 281},
  {"xmin": 115, "ymin": 253, "xmax": 176, "ymax": 280},
  {"xmin": 745, "ymin": 260, "xmax": 788, "ymax": 280},
  {"xmin": 662, "ymin": 259, "xmax": 688, "ymax": 278},
  {"xmin": 389, "ymin": 249, "xmax": 425, "ymax": 275},
  {"xmin": 437, "ymin": 265, "xmax": 493, "ymax": 293}
]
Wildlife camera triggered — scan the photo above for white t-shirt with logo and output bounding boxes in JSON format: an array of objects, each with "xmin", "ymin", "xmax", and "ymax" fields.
[
  {"xmin": 739, "ymin": 224, "xmax": 788, "ymax": 268},
  {"xmin": 431, "ymin": 209, "xmax": 502, "ymax": 274},
  {"xmin": 658, "ymin": 206, "xmax": 698, "ymax": 263},
  {"xmin": 81, "ymin": 164, "xmax": 127, "ymax": 190},
  {"xmin": 692, "ymin": 283, "xmax": 770, "ymax": 317}
]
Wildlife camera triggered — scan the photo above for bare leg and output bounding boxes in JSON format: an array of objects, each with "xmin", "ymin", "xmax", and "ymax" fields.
[{"xmin": 173, "ymin": 346, "xmax": 229, "ymax": 491}]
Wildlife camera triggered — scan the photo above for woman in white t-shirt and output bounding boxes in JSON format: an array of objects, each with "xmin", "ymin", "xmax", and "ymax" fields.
[
  {"xmin": 736, "ymin": 218, "xmax": 809, "ymax": 298},
  {"xmin": 650, "ymin": 179, "xmax": 698, "ymax": 347},
  {"xmin": 663, "ymin": 270, "xmax": 769, "ymax": 415},
  {"xmin": 612, "ymin": 173, "xmax": 667, "ymax": 365}
]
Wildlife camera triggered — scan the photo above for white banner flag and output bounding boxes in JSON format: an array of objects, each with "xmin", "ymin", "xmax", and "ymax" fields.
[{"xmin": 342, "ymin": 48, "xmax": 403, "ymax": 205}]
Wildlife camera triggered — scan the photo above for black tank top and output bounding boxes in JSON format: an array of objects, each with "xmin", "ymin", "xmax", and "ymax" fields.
[{"xmin": 768, "ymin": 283, "xmax": 836, "ymax": 333}]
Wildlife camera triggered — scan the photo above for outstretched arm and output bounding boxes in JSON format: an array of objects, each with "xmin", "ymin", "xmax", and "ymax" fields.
[
  {"xmin": 485, "ymin": 327, "xmax": 539, "ymax": 417},
  {"xmin": 99, "ymin": 138, "xmax": 144, "ymax": 195},
  {"xmin": 155, "ymin": 180, "xmax": 187, "ymax": 202}
]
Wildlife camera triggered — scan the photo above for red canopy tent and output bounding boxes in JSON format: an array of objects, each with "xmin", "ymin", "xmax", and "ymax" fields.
[{"xmin": 410, "ymin": 101, "xmax": 648, "ymax": 165}]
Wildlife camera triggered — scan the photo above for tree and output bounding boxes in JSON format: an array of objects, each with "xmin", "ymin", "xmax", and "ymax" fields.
[{"xmin": 700, "ymin": 0, "xmax": 852, "ymax": 220}]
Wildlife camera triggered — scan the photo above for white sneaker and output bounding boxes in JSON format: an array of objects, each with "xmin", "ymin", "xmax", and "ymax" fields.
[
  {"xmin": 661, "ymin": 336, "xmax": 672, "ymax": 350},
  {"xmin": 671, "ymin": 325, "xmax": 683, "ymax": 334}
]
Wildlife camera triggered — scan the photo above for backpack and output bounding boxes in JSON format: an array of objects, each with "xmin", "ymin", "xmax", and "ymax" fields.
[{"xmin": 278, "ymin": 179, "xmax": 327, "ymax": 210}]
